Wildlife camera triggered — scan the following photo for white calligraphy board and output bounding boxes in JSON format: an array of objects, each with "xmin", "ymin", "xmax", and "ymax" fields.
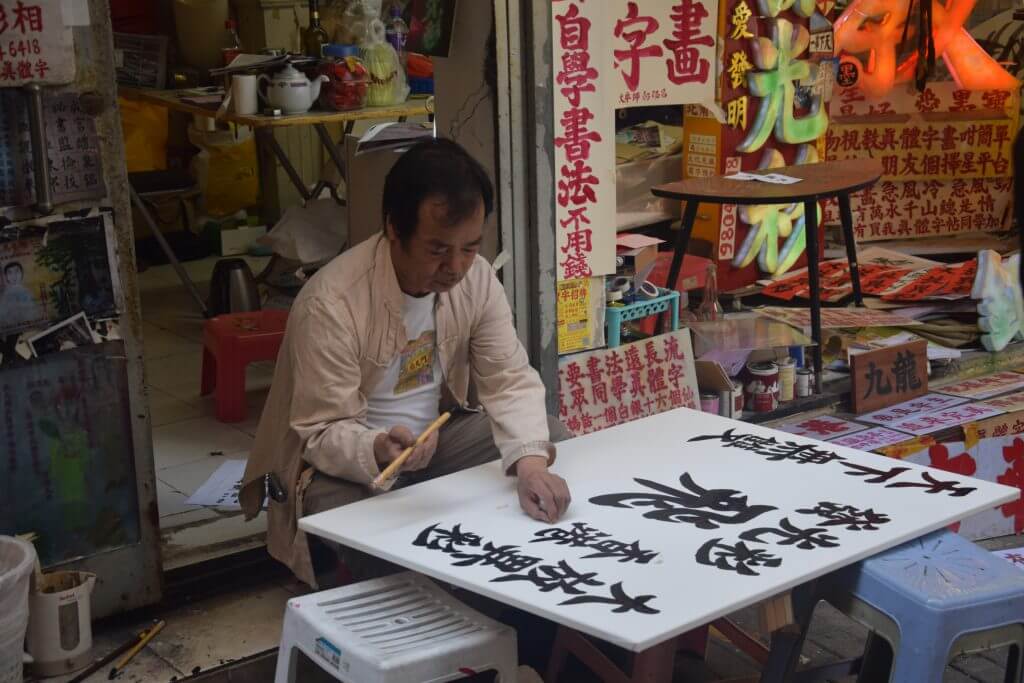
[{"xmin": 300, "ymin": 408, "xmax": 1016, "ymax": 652}]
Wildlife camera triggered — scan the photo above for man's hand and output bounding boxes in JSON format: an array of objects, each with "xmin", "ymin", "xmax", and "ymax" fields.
[
  {"xmin": 373, "ymin": 425, "xmax": 439, "ymax": 473},
  {"xmin": 516, "ymin": 455, "xmax": 571, "ymax": 523}
]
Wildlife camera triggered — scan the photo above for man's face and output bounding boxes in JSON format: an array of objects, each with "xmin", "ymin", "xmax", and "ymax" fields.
[{"xmin": 387, "ymin": 196, "xmax": 484, "ymax": 296}]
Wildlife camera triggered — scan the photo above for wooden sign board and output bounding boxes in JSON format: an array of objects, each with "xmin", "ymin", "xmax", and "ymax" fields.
[{"xmin": 850, "ymin": 340, "xmax": 928, "ymax": 414}]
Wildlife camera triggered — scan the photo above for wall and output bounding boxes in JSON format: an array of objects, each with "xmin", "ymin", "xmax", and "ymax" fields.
[{"xmin": 433, "ymin": 0, "xmax": 500, "ymax": 262}]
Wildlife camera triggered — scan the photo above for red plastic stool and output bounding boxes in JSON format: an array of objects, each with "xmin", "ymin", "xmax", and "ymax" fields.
[{"xmin": 201, "ymin": 309, "xmax": 289, "ymax": 423}]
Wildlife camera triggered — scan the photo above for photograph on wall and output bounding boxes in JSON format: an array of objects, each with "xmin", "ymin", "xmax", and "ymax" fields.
[
  {"xmin": 27, "ymin": 313, "xmax": 98, "ymax": 358},
  {"xmin": 0, "ymin": 214, "xmax": 117, "ymax": 337},
  {"xmin": 402, "ymin": 0, "xmax": 457, "ymax": 57},
  {"xmin": 0, "ymin": 229, "xmax": 57, "ymax": 336},
  {"xmin": 0, "ymin": 343, "xmax": 140, "ymax": 566}
]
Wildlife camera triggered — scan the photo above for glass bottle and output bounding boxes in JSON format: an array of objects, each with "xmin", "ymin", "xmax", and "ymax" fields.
[
  {"xmin": 303, "ymin": 0, "xmax": 330, "ymax": 58},
  {"xmin": 696, "ymin": 262, "xmax": 722, "ymax": 322}
]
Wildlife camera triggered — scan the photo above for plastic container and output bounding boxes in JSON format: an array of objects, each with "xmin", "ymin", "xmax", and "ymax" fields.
[
  {"xmin": 318, "ymin": 44, "xmax": 369, "ymax": 111},
  {"xmin": 0, "ymin": 537, "xmax": 36, "ymax": 683},
  {"xmin": 360, "ymin": 18, "xmax": 409, "ymax": 106},
  {"xmin": 26, "ymin": 572, "xmax": 96, "ymax": 677}
]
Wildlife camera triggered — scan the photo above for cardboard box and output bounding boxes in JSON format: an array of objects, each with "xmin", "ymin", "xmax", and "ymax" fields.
[{"xmin": 616, "ymin": 234, "xmax": 664, "ymax": 277}]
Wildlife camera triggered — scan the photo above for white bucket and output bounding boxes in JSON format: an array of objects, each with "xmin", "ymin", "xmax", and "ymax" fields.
[
  {"xmin": 26, "ymin": 572, "xmax": 96, "ymax": 678},
  {"xmin": 0, "ymin": 537, "xmax": 35, "ymax": 683}
]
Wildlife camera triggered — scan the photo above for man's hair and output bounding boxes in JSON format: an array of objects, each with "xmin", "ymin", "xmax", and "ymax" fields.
[
  {"xmin": 382, "ymin": 138, "xmax": 494, "ymax": 245},
  {"xmin": 3, "ymin": 261, "xmax": 22, "ymax": 275}
]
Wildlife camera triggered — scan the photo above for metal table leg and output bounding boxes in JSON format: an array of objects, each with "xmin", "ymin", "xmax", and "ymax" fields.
[
  {"xmin": 804, "ymin": 199, "xmax": 823, "ymax": 394},
  {"xmin": 655, "ymin": 199, "xmax": 700, "ymax": 335},
  {"xmin": 257, "ymin": 127, "xmax": 314, "ymax": 202},
  {"xmin": 838, "ymin": 193, "xmax": 863, "ymax": 306},
  {"xmin": 314, "ymin": 123, "xmax": 348, "ymax": 181},
  {"xmin": 129, "ymin": 185, "xmax": 209, "ymax": 317}
]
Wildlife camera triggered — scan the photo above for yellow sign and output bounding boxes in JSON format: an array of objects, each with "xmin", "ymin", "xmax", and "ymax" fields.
[{"xmin": 558, "ymin": 277, "xmax": 595, "ymax": 354}]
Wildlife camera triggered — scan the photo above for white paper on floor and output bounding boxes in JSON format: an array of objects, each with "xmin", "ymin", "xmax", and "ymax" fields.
[{"xmin": 185, "ymin": 459, "xmax": 247, "ymax": 510}]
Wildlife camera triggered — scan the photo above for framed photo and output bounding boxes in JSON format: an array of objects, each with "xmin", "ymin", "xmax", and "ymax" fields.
[{"xmin": 27, "ymin": 312, "xmax": 98, "ymax": 357}]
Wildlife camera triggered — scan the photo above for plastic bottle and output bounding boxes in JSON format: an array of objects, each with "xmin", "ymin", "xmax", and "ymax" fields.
[{"xmin": 384, "ymin": 2, "xmax": 409, "ymax": 67}]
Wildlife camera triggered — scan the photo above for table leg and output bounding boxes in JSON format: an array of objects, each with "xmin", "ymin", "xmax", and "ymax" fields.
[
  {"xmin": 545, "ymin": 626, "xmax": 632, "ymax": 683},
  {"xmin": 129, "ymin": 185, "xmax": 209, "ymax": 317},
  {"xmin": 655, "ymin": 198, "xmax": 699, "ymax": 335},
  {"xmin": 804, "ymin": 199, "xmax": 823, "ymax": 394},
  {"xmin": 314, "ymin": 122, "xmax": 348, "ymax": 182},
  {"xmin": 262, "ymin": 128, "xmax": 313, "ymax": 202},
  {"xmin": 838, "ymin": 193, "xmax": 863, "ymax": 306}
]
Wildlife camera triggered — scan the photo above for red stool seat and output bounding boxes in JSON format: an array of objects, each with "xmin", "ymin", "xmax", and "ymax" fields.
[{"xmin": 201, "ymin": 309, "xmax": 288, "ymax": 423}]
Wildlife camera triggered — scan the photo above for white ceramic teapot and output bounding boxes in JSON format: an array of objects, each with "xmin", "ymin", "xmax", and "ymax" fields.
[{"xmin": 257, "ymin": 64, "xmax": 327, "ymax": 114}]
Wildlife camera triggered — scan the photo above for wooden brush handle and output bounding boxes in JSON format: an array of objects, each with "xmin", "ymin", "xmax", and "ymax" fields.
[{"xmin": 372, "ymin": 412, "xmax": 451, "ymax": 488}]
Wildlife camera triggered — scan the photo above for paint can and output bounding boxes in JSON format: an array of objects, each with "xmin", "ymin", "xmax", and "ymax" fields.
[
  {"xmin": 744, "ymin": 361, "xmax": 779, "ymax": 412},
  {"xmin": 731, "ymin": 380, "xmax": 745, "ymax": 415},
  {"xmin": 796, "ymin": 367, "xmax": 813, "ymax": 397},
  {"xmin": 778, "ymin": 357, "xmax": 796, "ymax": 403},
  {"xmin": 699, "ymin": 392, "xmax": 720, "ymax": 414}
]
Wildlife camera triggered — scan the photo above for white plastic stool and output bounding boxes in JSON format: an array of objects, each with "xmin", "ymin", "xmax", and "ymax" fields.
[{"xmin": 275, "ymin": 572, "xmax": 518, "ymax": 683}]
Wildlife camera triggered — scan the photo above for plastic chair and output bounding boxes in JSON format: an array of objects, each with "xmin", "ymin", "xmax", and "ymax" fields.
[
  {"xmin": 764, "ymin": 529, "xmax": 1024, "ymax": 682},
  {"xmin": 201, "ymin": 309, "xmax": 288, "ymax": 423},
  {"xmin": 274, "ymin": 572, "xmax": 518, "ymax": 683},
  {"xmin": 605, "ymin": 289, "xmax": 680, "ymax": 348}
]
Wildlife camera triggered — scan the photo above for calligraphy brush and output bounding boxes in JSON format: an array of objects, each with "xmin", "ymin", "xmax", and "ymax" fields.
[{"xmin": 372, "ymin": 411, "xmax": 452, "ymax": 489}]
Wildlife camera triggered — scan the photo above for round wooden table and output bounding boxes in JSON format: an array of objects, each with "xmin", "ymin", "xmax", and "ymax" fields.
[{"xmin": 651, "ymin": 158, "xmax": 884, "ymax": 394}]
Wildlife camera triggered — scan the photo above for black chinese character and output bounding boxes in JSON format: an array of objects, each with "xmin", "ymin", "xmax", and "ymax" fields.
[
  {"xmin": 863, "ymin": 361, "xmax": 893, "ymax": 398},
  {"xmin": 842, "ymin": 462, "xmax": 910, "ymax": 484},
  {"xmin": 885, "ymin": 471, "xmax": 976, "ymax": 497},
  {"xmin": 413, "ymin": 523, "xmax": 482, "ymax": 553},
  {"xmin": 559, "ymin": 582, "xmax": 660, "ymax": 614},
  {"xmin": 796, "ymin": 501, "xmax": 891, "ymax": 531},
  {"xmin": 740, "ymin": 518, "xmax": 840, "ymax": 550},
  {"xmin": 589, "ymin": 473, "xmax": 776, "ymax": 529},
  {"xmin": 892, "ymin": 350, "xmax": 922, "ymax": 393},
  {"xmin": 531, "ymin": 522, "xmax": 658, "ymax": 563},
  {"xmin": 695, "ymin": 538, "xmax": 782, "ymax": 576},
  {"xmin": 688, "ymin": 429, "xmax": 844, "ymax": 465},
  {"xmin": 492, "ymin": 559, "xmax": 603, "ymax": 595},
  {"xmin": 451, "ymin": 542, "xmax": 542, "ymax": 574}
]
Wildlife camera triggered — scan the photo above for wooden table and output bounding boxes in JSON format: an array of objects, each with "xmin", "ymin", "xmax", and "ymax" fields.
[
  {"xmin": 300, "ymin": 407, "xmax": 1013, "ymax": 682},
  {"xmin": 652, "ymin": 159, "xmax": 883, "ymax": 394},
  {"xmin": 119, "ymin": 87, "xmax": 432, "ymax": 203}
]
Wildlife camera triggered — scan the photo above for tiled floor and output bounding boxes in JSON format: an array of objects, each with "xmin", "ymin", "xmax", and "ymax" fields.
[{"xmin": 138, "ymin": 256, "xmax": 273, "ymax": 570}]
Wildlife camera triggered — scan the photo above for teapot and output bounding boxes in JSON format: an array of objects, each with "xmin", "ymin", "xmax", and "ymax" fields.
[{"xmin": 258, "ymin": 64, "xmax": 327, "ymax": 114}]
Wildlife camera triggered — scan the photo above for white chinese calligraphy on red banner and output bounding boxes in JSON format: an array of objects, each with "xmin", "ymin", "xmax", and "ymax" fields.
[
  {"xmin": 557, "ymin": 330, "xmax": 699, "ymax": 436},
  {"xmin": 552, "ymin": 0, "xmax": 720, "ymax": 281},
  {"xmin": 0, "ymin": 1, "xmax": 73, "ymax": 87}
]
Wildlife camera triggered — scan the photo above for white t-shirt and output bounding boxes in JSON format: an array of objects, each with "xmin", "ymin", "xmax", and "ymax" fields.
[{"xmin": 364, "ymin": 292, "xmax": 442, "ymax": 436}]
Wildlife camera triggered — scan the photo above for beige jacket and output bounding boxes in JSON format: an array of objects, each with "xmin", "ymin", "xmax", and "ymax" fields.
[{"xmin": 239, "ymin": 235, "xmax": 554, "ymax": 586}]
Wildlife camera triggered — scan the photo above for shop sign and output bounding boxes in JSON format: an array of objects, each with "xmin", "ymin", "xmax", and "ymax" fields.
[
  {"xmin": 0, "ymin": 1, "xmax": 74, "ymax": 87},
  {"xmin": 850, "ymin": 340, "xmax": 928, "ymax": 414},
  {"xmin": 552, "ymin": 0, "xmax": 719, "ymax": 281},
  {"xmin": 557, "ymin": 329, "xmax": 699, "ymax": 436}
]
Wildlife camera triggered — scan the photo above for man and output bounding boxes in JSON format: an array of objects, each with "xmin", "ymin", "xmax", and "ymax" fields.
[{"xmin": 240, "ymin": 138, "xmax": 572, "ymax": 587}]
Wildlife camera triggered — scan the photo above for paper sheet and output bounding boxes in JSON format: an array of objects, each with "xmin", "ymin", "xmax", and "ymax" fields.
[
  {"xmin": 992, "ymin": 548, "xmax": 1024, "ymax": 570},
  {"xmin": 185, "ymin": 459, "xmax": 247, "ymax": 510}
]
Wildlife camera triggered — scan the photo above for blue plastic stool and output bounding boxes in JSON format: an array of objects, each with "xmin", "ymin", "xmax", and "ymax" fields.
[
  {"xmin": 764, "ymin": 530, "xmax": 1024, "ymax": 682},
  {"xmin": 605, "ymin": 289, "xmax": 680, "ymax": 348}
]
